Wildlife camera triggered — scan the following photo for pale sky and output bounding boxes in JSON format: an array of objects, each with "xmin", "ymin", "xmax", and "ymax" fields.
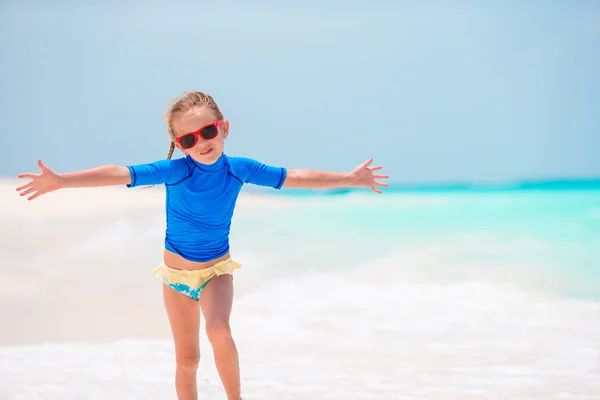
[{"xmin": 1, "ymin": 0, "xmax": 599, "ymax": 183}]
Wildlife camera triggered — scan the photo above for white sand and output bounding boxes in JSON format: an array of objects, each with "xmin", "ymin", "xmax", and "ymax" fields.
[
  {"xmin": 2, "ymin": 180, "xmax": 600, "ymax": 399},
  {"xmin": 0, "ymin": 179, "xmax": 291, "ymax": 346}
]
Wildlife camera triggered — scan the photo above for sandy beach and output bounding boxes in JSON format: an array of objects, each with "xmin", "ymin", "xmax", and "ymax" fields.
[
  {"xmin": 0, "ymin": 179, "xmax": 291, "ymax": 346},
  {"xmin": 2, "ymin": 179, "xmax": 600, "ymax": 399}
]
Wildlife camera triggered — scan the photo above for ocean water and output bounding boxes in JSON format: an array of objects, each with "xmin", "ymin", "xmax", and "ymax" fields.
[{"xmin": 1, "ymin": 182, "xmax": 599, "ymax": 399}]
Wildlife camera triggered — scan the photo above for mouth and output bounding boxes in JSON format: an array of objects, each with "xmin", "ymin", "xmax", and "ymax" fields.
[{"xmin": 200, "ymin": 148, "xmax": 214, "ymax": 156}]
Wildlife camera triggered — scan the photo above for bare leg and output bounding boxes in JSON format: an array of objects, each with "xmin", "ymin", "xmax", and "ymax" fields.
[
  {"xmin": 163, "ymin": 284, "xmax": 201, "ymax": 400},
  {"xmin": 200, "ymin": 274, "xmax": 241, "ymax": 400}
]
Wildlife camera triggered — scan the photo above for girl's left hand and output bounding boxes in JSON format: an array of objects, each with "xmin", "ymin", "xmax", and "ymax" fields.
[{"xmin": 351, "ymin": 158, "xmax": 389, "ymax": 194}]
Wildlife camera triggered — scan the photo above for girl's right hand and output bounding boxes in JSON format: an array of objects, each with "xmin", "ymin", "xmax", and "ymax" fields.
[{"xmin": 16, "ymin": 160, "xmax": 63, "ymax": 201}]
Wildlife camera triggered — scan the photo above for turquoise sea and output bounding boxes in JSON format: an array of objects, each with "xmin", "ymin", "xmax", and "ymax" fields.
[
  {"xmin": 1, "ymin": 178, "xmax": 599, "ymax": 399},
  {"xmin": 240, "ymin": 178, "xmax": 600, "ymax": 300}
]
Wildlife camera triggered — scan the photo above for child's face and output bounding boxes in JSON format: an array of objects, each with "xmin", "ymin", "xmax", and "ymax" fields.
[{"xmin": 172, "ymin": 107, "xmax": 229, "ymax": 164}]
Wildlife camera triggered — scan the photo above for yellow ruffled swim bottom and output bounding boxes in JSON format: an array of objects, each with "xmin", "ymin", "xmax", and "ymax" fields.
[{"xmin": 152, "ymin": 257, "xmax": 242, "ymax": 300}]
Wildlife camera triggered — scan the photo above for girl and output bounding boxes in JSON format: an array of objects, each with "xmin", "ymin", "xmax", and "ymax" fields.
[{"xmin": 15, "ymin": 91, "xmax": 389, "ymax": 400}]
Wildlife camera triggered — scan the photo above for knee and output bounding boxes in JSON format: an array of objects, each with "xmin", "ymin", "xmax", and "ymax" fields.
[
  {"xmin": 175, "ymin": 349, "xmax": 200, "ymax": 372},
  {"xmin": 205, "ymin": 320, "xmax": 232, "ymax": 344}
]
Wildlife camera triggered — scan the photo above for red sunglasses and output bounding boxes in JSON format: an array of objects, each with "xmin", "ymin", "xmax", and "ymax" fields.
[{"xmin": 175, "ymin": 120, "xmax": 224, "ymax": 149}]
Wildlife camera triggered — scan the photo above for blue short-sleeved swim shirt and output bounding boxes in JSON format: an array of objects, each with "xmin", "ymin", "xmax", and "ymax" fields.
[{"xmin": 126, "ymin": 154, "xmax": 287, "ymax": 262}]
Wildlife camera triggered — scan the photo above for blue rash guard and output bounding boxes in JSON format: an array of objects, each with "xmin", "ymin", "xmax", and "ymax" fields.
[{"xmin": 126, "ymin": 154, "xmax": 287, "ymax": 262}]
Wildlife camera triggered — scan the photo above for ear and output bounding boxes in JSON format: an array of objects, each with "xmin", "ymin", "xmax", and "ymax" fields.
[{"xmin": 222, "ymin": 120, "xmax": 230, "ymax": 139}]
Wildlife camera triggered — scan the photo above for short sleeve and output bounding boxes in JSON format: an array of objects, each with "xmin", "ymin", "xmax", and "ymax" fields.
[
  {"xmin": 230, "ymin": 157, "xmax": 287, "ymax": 189},
  {"xmin": 126, "ymin": 158, "xmax": 190, "ymax": 187}
]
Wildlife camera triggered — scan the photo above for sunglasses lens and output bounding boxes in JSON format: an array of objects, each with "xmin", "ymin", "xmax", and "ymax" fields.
[
  {"xmin": 201, "ymin": 125, "xmax": 218, "ymax": 140},
  {"xmin": 179, "ymin": 134, "xmax": 197, "ymax": 149}
]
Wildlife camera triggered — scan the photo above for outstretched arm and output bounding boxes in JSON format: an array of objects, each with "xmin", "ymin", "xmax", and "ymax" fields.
[
  {"xmin": 16, "ymin": 159, "xmax": 131, "ymax": 201},
  {"xmin": 283, "ymin": 158, "xmax": 389, "ymax": 194}
]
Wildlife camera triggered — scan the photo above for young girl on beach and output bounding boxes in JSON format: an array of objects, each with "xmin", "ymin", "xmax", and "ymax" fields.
[{"xmin": 15, "ymin": 91, "xmax": 389, "ymax": 400}]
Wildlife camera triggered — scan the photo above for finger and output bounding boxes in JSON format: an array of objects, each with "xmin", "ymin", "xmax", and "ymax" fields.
[
  {"xmin": 370, "ymin": 185, "xmax": 382, "ymax": 194},
  {"xmin": 374, "ymin": 181, "xmax": 389, "ymax": 187},
  {"xmin": 17, "ymin": 173, "xmax": 37, "ymax": 180},
  {"xmin": 38, "ymin": 159, "xmax": 48, "ymax": 171},
  {"xmin": 27, "ymin": 192, "xmax": 42, "ymax": 201},
  {"xmin": 359, "ymin": 158, "xmax": 373, "ymax": 168},
  {"xmin": 16, "ymin": 181, "xmax": 34, "ymax": 191},
  {"xmin": 20, "ymin": 187, "xmax": 36, "ymax": 197},
  {"xmin": 373, "ymin": 174, "xmax": 389, "ymax": 179},
  {"xmin": 369, "ymin": 166, "xmax": 382, "ymax": 171}
]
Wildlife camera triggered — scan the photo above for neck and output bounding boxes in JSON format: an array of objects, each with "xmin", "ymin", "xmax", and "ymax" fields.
[{"xmin": 189, "ymin": 153, "xmax": 225, "ymax": 171}]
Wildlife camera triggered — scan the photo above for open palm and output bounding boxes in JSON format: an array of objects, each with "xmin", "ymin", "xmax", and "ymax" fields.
[
  {"xmin": 16, "ymin": 160, "xmax": 62, "ymax": 201},
  {"xmin": 351, "ymin": 158, "xmax": 389, "ymax": 194}
]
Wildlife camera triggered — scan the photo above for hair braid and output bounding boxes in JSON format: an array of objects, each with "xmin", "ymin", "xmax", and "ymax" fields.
[{"xmin": 167, "ymin": 141, "xmax": 175, "ymax": 160}]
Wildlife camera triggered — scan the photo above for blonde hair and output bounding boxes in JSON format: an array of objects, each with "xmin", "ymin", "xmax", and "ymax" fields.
[{"xmin": 163, "ymin": 91, "xmax": 224, "ymax": 160}]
